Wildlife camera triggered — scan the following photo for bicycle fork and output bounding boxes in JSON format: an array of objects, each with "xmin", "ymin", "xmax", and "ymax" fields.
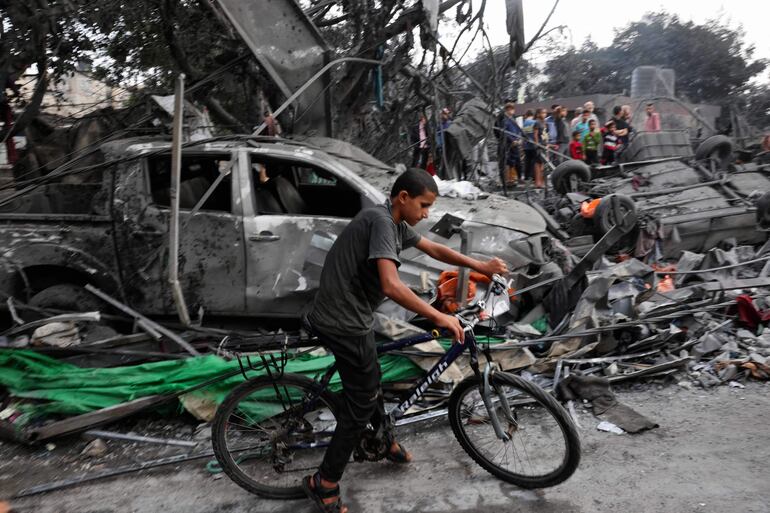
[{"xmin": 479, "ymin": 363, "xmax": 518, "ymax": 442}]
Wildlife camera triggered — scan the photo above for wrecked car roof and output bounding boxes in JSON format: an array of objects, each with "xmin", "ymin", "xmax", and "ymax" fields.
[{"xmin": 296, "ymin": 136, "xmax": 547, "ymax": 235}]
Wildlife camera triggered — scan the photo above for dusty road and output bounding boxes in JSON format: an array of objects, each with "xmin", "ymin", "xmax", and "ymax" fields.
[{"xmin": 3, "ymin": 382, "xmax": 770, "ymax": 513}]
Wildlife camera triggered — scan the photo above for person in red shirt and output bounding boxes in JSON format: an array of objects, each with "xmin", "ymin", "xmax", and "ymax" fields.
[{"xmin": 569, "ymin": 130, "xmax": 584, "ymax": 160}]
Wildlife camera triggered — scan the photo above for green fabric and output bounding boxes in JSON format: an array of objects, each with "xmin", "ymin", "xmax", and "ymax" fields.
[
  {"xmin": 0, "ymin": 349, "xmax": 424, "ymax": 423},
  {"xmin": 531, "ymin": 317, "xmax": 549, "ymax": 334},
  {"xmin": 582, "ymin": 131, "xmax": 602, "ymax": 151}
]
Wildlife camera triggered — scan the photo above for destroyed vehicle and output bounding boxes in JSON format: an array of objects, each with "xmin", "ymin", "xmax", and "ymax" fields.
[
  {"xmin": 0, "ymin": 136, "xmax": 549, "ymax": 324},
  {"xmin": 547, "ymin": 132, "xmax": 770, "ymax": 258}
]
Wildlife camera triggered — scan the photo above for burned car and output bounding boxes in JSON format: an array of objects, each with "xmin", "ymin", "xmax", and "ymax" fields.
[{"xmin": 0, "ymin": 136, "xmax": 550, "ymax": 325}]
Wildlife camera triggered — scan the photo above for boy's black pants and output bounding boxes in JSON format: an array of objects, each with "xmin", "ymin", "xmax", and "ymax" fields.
[{"xmin": 311, "ymin": 325, "xmax": 384, "ymax": 482}]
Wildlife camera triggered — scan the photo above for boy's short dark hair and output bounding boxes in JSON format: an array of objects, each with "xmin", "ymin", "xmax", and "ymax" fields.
[
  {"xmin": 525, "ymin": 109, "xmax": 534, "ymax": 117},
  {"xmin": 551, "ymin": 104, "xmax": 561, "ymax": 110},
  {"xmin": 589, "ymin": 118, "xmax": 597, "ymax": 125},
  {"xmin": 612, "ymin": 105, "xmax": 622, "ymax": 116},
  {"xmin": 572, "ymin": 130, "xmax": 581, "ymax": 137},
  {"xmin": 391, "ymin": 168, "xmax": 439, "ymax": 198}
]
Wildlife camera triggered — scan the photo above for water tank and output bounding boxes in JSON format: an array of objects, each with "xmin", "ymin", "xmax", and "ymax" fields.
[{"xmin": 631, "ymin": 66, "xmax": 675, "ymax": 98}]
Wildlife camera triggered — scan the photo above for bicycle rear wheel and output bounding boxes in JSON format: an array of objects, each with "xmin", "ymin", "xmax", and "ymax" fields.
[
  {"xmin": 448, "ymin": 371, "xmax": 580, "ymax": 489},
  {"xmin": 211, "ymin": 374, "xmax": 339, "ymax": 499}
]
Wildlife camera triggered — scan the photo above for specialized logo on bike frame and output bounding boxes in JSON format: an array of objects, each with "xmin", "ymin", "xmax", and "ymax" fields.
[{"xmin": 396, "ymin": 360, "xmax": 449, "ymax": 414}]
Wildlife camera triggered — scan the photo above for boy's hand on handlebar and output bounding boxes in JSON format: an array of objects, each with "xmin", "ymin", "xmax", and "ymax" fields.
[
  {"xmin": 435, "ymin": 313, "xmax": 465, "ymax": 344},
  {"xmin": 479, "ymin": 257, "xmax": 508, "ymax": 278}
]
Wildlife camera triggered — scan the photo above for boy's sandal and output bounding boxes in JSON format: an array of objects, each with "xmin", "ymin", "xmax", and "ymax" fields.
[
  {"xmin": 302, "ymin": 473, "xmax": 349, "ymax": 513},
  {"xmin": 385, "ymin": 441, "xmax": 413, "ymax": 463}
]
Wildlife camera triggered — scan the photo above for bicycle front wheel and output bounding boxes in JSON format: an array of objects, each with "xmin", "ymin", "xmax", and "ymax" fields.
[
  {"xmin": 448, "ymin": 371, "xmax": 580, "ymax": 489},
  {"xmin": 211, "ymin": 374, "xmax": 339, "ymax": 499}
]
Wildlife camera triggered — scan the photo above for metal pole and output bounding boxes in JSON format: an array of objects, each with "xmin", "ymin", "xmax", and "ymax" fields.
[
  {"xmin": 455, "ymin": 229, "xmax": 473, "ymax": 307},
  {"xmin": 169, "ymin": 74, "xmax": 192, "ymax": 326}
]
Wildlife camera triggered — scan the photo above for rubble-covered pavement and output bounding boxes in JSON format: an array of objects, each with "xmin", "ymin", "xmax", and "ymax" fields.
[{"xmin": 3, "ymin": 383, "xmax": 770, "ymax": 512}]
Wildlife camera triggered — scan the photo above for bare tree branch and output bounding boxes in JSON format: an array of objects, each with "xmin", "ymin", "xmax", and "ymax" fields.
[{"xmin": 523, "ymin": 0, "xmax": 560, "ymax": 53}]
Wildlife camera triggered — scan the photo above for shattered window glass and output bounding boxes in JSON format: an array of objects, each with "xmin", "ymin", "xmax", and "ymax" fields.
[{"xmin": 147, "ymin": 154, "xmax": 232, "ymax": 212}]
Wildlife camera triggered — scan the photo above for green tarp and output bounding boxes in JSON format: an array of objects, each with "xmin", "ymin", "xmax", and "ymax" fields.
[{"xmin": 0, "ymin": 349, "xmax": 424, "ymax": 421}]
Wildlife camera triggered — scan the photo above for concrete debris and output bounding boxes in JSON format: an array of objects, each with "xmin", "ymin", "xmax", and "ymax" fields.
[
  {"xmin": 596, "ymin": 421, "xmax": 624, "ymax": 434},
  {"xmin": 81, "ymin": 438, "xmax": 108, "ymax": 458}
]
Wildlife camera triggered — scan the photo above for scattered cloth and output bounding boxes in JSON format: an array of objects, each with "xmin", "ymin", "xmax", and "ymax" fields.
[
  {"xmin": 432, "ymin": 175, "xmax": 488, "ymax": 200},
  {"xmin": 735, "ymin": 294, "xmax": 770, "ymax": 331},
  {"xmin": 556, "ymin": 373, "xmax": 658, "ymax": 433}
]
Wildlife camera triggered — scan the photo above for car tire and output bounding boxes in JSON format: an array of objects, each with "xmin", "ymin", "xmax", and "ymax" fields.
[
  {"xmin": 551, "ymin": 160, "xmax": 591, "ymax": 194},
  {"xmin": 29, "ymin": 283, "xmax": 105, "ymax": 312},
  {"xmin": 695, "ymin": 135, "xmax": 733, "ymax": 168},
  {"xmin": 594, "ymin": 194, "xmax": 637, "ymax": 234}
]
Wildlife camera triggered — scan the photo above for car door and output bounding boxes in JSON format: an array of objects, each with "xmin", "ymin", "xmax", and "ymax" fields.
[
  {"xmin": 118, "ymin": 150, "xmax": 247, "ymax": 316},
  {"xmin": 237, "ymin": 148, "xmax": 380, "ymax": 317}
]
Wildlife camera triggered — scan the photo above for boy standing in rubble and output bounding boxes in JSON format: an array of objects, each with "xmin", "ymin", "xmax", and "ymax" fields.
[{"xmin": 303, "ymin": 168, "xmax": 508, "ymax": 513}]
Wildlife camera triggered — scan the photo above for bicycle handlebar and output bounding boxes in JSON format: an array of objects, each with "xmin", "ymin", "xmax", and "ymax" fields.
[{"xmin": 451, "ymin": 273, "xmax": 509, "ymax": 330}]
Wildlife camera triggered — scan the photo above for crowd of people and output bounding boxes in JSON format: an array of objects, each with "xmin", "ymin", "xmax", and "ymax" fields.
[
  {"xmin": 408, "ymin": 99, "xmax": 668, "ymax": 189},
  {"xmin": 496, "ymin": 100, "xmax": 663, "ymax": 189}
]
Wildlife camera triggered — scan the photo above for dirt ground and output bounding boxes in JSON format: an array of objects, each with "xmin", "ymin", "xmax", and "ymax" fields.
[{"xmin": 2, "ymin": 381, "xmax": 770, "ymax": 513}]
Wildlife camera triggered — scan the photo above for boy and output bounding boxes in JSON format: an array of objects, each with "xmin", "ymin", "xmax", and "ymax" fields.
[
  {"xmin": 573, "ymin": 109, "xmax": 592, "ymax": 139},
  {"xmin": 582, "ymin": 119, "xmax": 602, "ymax": 165},
  {"xmin": 569, "ymin": 130, "xmax": 584, "ymax": 161},
  {"xmin": 303, "ymin": 168, "xmax": 508, "ymax": 513},
  {"xmin": 602, "ymin": 121, "xmax": 619, "ymax": 164}
]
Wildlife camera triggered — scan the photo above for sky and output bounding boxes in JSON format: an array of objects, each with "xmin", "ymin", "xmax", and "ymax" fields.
[{"xmin": 473, "ymin": 0, "xmax": 769, "ymax": 78}]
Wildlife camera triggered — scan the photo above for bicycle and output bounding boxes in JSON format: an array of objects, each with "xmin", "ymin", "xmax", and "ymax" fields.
[{"xmin": 211, "ymin": 274, "xmax": 580, "ymax": 499}]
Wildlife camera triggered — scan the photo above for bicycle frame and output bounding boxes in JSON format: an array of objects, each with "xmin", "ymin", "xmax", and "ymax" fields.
[{"xmin": 312, "ymin": 327, "xmax": 488, "ymax": 424}]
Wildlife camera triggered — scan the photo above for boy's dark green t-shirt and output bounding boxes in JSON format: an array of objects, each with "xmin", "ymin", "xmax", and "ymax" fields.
[{"xmin": 308, "ymin": 201, "xmax": 421, "ymax": 336}]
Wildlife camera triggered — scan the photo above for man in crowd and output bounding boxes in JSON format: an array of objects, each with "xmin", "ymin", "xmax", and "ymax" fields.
[
  {"xmin": 583, "ymin": 101, "xmax": 599, "ymax": 124},
  {"xmin": 411, "ymin": 114, "xmax": 430, "ymax": 169},
  {"xmin": 611, "ymin": 105, "xmax": 631, "ymax": 148},
  {"xmin": 644, "ymin": 103, "xmax": 661, "ymax": 132},
  {"xmin": 552, "ymin": 106, "xmax": 571, "ymax": 163},
  {"xmin": 501, "ymin": 102, "xmax": 522, "ymax": 186},
  {"xmin": 435, "ymin": 107, "xmax": 452, "ymax": 166}
]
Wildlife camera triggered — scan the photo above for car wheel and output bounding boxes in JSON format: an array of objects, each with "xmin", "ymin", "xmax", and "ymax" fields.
[
  {"xmin": 695, "ymin": 135, "xmax": 733, "ymax": 169},
  {"xmin": 29, "ymin": 283, "xmax": 105, "ymax": 312},
  {"xmin": 551, "ymin": 160, "xmax": 591, "ymax": 194},
  {"xmin": 594, "ymin": 194, "xmax": 637, "ymax": 234}
]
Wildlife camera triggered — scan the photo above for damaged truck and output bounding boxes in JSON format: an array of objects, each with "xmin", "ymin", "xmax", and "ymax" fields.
[{"xmin": 0, "ymin": 135, "xmax": 551, "ymax": 327}]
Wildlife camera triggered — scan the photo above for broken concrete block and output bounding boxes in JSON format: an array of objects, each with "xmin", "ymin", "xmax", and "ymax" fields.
[
  {"xmin": 81, "ymin": 438, "xmax": 107, "ymax": 458},
  {"xmin": 597, "ymin": 421, "xmax": 624, "ymax": 434}
]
